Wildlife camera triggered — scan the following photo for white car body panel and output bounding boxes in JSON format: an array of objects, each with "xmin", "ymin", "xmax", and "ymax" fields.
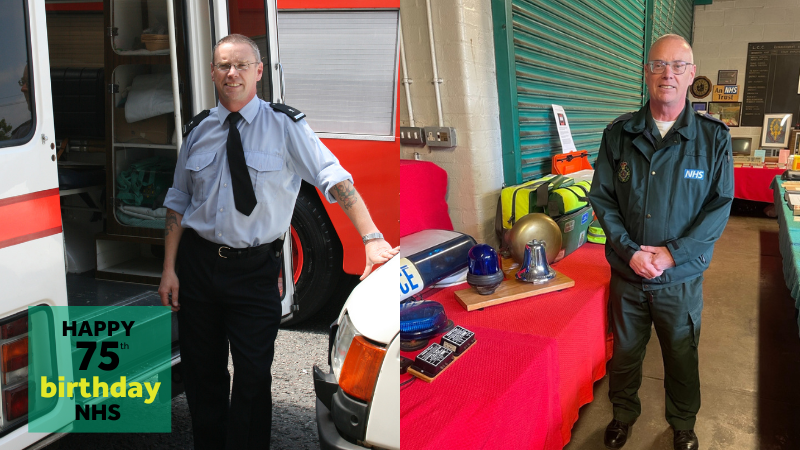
[
  {"xmin": 364, "ymin": 333, "xmax": 399, "ymax": 449},
  {"xmin": 0, "ymin": 0, "xmax": 73, "ymax": 443},
  {"xmin": 332, "ymin": 256, "xmax": 399, "ymax": 449},
  {"xmin": 340, "ymin": 257, "xmax": 398, "ymax": 345}
]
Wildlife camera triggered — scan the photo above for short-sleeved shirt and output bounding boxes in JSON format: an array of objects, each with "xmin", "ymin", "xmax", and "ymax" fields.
[{"xmin": 163, "ymin": 96, "xmax": 352, "ymax": 248}]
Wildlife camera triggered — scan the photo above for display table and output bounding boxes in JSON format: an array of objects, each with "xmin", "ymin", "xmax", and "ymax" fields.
[
  {"xmin": 400, "ymin": 244, "xmax": 613, "ymax": 448},
  {"xmin": 771, "ymin": 176, "xmax": 800, "ymax": 336},
  {"xmin": 735, "ymin": 167, "xmax": 786, "ymax": 202}
]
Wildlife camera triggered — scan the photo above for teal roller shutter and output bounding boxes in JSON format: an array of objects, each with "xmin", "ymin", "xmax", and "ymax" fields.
[
  {"xmin": 493, "ymin": 0, "xmax": 647, "ymax": 185},
  {"xmin": 652, "ymin": 0, "xmax": 694, "ymax": 43}
]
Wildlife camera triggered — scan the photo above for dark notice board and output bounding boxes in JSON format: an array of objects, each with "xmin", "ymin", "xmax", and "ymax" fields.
[{"xmin": 742, "ymin": 42, "xmax": 800, "ymax": 127}]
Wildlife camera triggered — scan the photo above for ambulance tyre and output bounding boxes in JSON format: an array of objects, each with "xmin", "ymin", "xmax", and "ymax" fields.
[{"xmin": 283, "ymin": 187, "xmax": 343, "ymax": 326}]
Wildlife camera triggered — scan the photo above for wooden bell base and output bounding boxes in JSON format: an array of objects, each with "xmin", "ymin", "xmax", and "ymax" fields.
[{"xmin": 454, "ymin": 258, "xmax": 574, "ymax": 311}]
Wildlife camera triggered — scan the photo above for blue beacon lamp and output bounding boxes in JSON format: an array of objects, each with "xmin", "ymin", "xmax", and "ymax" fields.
[{"xmin": 466, "ymin": 244, "xmax": 504, "ymax": 295}]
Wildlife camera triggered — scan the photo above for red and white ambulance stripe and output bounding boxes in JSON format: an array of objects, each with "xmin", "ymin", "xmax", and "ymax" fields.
[{"xmin": 0, "ymin": 189, "xmax": 62, "ymax": 250}]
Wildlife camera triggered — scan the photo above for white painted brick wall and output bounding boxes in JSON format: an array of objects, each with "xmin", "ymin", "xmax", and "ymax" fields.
[
  {"xmin": 692, "ymin": 1, "xmax": 800, "ymax": 140},
  {"xmin": 400, "ymin": 0, "xmax": 503, "ymax": 245}
]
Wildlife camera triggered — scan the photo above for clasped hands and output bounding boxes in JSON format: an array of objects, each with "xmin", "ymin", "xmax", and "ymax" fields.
[{"xmin": 629, "ymin": 245, "xmax": 675, "ymax": 279}]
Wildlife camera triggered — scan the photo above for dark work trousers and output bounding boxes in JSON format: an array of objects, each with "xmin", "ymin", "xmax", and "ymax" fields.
[
  {"xmin": 176, "ymin": 229, "xmax": 282, "ymax": 449},
  {"xmin": 608, "ymin": 273, "xmax": 704, "ymax": 431}
]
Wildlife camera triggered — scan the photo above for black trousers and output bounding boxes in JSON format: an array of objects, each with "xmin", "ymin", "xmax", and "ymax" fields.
[
  {"xmin": 176, "ymin": 229, "xmax": 283, "ymax": 449},
  {"xmin": 608, "ymin": 273, "xmax": 703, "ymax": 430}
]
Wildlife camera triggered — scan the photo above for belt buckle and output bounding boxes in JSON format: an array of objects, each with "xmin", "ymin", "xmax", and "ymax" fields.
[{"xmin": 218, "ymin": 246, "xmax": 230, "ymax": 258}]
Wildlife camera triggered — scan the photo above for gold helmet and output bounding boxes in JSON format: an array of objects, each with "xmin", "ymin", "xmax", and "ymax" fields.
[{"xmin": 506, "ymin": 213, "xmax": 562, "ymax": 264}]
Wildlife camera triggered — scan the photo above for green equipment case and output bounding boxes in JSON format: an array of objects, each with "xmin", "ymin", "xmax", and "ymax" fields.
[{"xmin": 553, "ymin": 205, "xmax": 594, "ymax": 262}]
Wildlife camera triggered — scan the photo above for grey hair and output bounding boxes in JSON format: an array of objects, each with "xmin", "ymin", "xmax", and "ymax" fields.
[
  {"xmin": 212, "ymin": 34, "xmax": 261, "ymax": 64},
  {"xmin": 649, "ymin": 34, "xmax": 694, "ymax": 63}
]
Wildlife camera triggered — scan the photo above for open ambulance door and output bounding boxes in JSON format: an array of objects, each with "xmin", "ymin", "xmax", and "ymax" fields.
[{"xmin": 0, "ymin": 0, "xmax": 74, "ymax": 443}]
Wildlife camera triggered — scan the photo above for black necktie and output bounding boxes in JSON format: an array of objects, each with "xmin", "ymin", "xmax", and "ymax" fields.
[{"xmin": 226, "ymin": 112, "xmax": 257, "ymax": 216}]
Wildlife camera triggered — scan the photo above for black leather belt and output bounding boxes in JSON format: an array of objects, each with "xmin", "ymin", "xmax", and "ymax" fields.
[{"xmin": 187, "ymin": 228, "xmax": 283, "ymax": 259}]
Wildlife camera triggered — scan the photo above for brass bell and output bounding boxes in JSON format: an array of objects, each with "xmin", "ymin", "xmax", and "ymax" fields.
[{"xmin": 516, "ymin": 239, "xmax": 556, "ymax": 284}]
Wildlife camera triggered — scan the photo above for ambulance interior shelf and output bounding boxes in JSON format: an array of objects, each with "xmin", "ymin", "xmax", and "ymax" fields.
[
  {"xmin": 57, "ymin": 156, "xmax": 106, "ymax": 210},
  {"xmin": 110, "ymin": 0, "xmax": 171, "ymax": 56},
  {"xmin": 58, "ymin": 161, "xmax": 105, "ymax": 215},
  {"xmin": 113, "ymin": 154, "xmax": 174, "ymax": 229},
  {"xmin": 113, "ymin": 68, "xmax": 177, "ymax": 148},
  {"xmin": 110, "ymin": 66, "xmax": 177, "ymax": 230}
]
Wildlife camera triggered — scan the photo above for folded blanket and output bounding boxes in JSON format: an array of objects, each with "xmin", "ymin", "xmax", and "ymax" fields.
[
  {"xmin": 116, "ymin": 207, "xmax": 166, "ymax": 229},
  {"xmin": 118, "ymin": 205, "xmax": 167, "ymax": 220}
]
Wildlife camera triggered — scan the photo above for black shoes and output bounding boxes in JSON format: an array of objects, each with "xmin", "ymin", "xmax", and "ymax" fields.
[
  {"xmin": 673, "ymin": 429, "xmax": 699, "ymax": 450},
  {"xmin": 604, "ymin": 419, "xmax": 631, "ymax": 449},
  {"xmin": 603, "ymin": 420, "xmax": 697, "ymax": 449}
]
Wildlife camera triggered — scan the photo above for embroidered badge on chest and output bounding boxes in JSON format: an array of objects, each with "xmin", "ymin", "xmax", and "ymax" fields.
[
  {"xmin": 684, "ymin": 169, "xmax": 705, "ymax": 180},
  {"xmin": 617, "ymin": 161, "xmax": 631, "ymax": 183}
]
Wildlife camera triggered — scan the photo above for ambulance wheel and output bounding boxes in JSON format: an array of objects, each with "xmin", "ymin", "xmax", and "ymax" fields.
[{"xmin": 282, "ymin": 188, "xmax": 343, "ymax": 326}]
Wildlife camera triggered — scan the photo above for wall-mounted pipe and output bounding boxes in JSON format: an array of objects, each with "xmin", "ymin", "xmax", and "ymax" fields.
[
  {"xmin": 425, "ymin": 0, "xmax": 444, "ymax": 127},
  {"xmin": 399, "ymin": 17, "xmax": 415, "ymax": 128}
]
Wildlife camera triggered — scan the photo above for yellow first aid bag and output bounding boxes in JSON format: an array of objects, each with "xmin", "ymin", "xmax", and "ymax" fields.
[
  {"xmin": 546, "ymin": 181, "xmax": 591, "ymax": 218},
  {"xmin": 499, "ymin": 174, "xmax": 573, "ymax": 230}
]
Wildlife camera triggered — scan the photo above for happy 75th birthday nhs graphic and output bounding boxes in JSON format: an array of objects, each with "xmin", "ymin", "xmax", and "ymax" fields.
[{"xmin": 27, "ymin": 305, "xmax": 172, "ymax": 433}]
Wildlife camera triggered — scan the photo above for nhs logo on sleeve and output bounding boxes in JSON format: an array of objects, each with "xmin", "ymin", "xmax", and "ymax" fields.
[{"xmin": 684, "ymin": 169, "xmax": 705, "ymax": 180}]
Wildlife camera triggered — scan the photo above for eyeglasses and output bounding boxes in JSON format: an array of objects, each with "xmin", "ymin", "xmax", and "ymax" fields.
[
  {"xmin": 646, "ymin": 60, "xmax": 693, "ymax": 75},
  {"xmin": 213, "ymin": 62, "xmax": 258, "ymax": 73}
]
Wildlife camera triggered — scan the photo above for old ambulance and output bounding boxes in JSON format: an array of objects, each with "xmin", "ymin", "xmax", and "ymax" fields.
[{"xmin": 0, "ymin": 0, "xmax": 399, "ymax": 447}]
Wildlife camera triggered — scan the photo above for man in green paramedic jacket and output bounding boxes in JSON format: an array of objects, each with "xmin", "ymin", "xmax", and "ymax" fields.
[{"xmin": 588, "ymin": 34, "xmax": 733, "ymax": 450}]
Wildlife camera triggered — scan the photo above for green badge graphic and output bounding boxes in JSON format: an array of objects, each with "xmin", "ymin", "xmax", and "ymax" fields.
[
  {"xmin": 617, "ymin": 161, "xmax": 631, "ymax": 183},
  {"xmin": 28, "ymin": 306, "xmax": 172, "ymax": 433}
]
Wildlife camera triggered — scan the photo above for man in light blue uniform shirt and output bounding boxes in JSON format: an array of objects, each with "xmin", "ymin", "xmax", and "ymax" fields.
[
  {"xmin": 164, "ymin": 73, "xmax": 349, "ymax": 249},
  {"xmin": 158, "ymin": 34, "xmax": 397, "ymax": 449}
]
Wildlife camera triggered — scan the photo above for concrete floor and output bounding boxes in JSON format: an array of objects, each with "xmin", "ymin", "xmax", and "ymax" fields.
[{"xmin": 566, "ymin": 212, "xmax": 800, "ymax": 450}]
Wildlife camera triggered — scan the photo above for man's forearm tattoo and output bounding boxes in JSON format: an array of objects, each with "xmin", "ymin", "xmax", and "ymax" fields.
[
  {"xmin": 165, "ymin": 211, "xmax": 179, "ymax": 237},
  {"xmin": 332, "ymin": 181, "xmax": 359, "ymax": 210}
]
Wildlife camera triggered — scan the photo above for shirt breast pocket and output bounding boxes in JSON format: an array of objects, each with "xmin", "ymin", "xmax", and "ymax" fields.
[
  {"xmin": 679, "ymin": 148, "xmax": 711, "ymax": 183},
  {"xmin": 244, "ymin": 151, "xmax": 284, "ymax": 201},
  {"xmin": 684, "ymin": 148, "xmax": 707, "ymax": 157},
  {"xmin": 186, "ymin": 152, "xmax": 217, "ymax": 202}
]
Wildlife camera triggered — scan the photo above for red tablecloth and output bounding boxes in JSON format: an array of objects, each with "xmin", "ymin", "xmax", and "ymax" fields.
[
  {"xmin": 401, "ymin": 244, "xmax": 613, "ymax": 448},
  {"xmin": 734, "ymin": 167, "xmax": 785, "ymax": 202},
  {"xmin": 401, "ymin": 328, "xmax": 564, "ymax": 450},
  {"xmin": 400, "ymin": 160, "xmax": 453, "ymax": 236}
]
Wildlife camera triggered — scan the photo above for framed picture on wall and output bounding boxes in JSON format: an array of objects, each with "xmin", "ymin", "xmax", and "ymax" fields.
[
  {"xmin": 761, "ymin": 113, "xmax": 794, "ymax": 148},
  {"xmin": 718, "ymin": 70, "xmax": 738, "ymax": 85},
  {"xmin": 692, "ymin": 102, "xmax": 708, "ymax": 113},
  {"xmin": 708, "ymin": 102, "xmax": 741, "ymax": 127},
  {"xmin": 796, "ymin": 132, "xmax": 800, "ymax": 154},
  {"xmin": 790, "ymin": 129, "xmax": 800, "ymax": 155}
]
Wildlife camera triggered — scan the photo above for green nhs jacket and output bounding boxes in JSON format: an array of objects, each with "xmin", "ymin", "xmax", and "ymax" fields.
[{"xmin": 588, "ymin": 99, "xmax": 734, "ymax": 290}]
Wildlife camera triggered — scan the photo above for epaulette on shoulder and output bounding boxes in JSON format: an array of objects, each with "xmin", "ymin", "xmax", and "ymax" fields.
[
  {"xmin": 270, "ymin": 103, "xmax": 306, "ymax": 122},
  {"xmin": 696, "ymin": 110, "xmax": 730, "ymax": 130},
  {"xmin": 606, "ymin": 112, "xmax": 633, "ymax": 130},
  {"xmin": 182, "ymin": 109, "xmax": 211, "ymax": 137}
]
